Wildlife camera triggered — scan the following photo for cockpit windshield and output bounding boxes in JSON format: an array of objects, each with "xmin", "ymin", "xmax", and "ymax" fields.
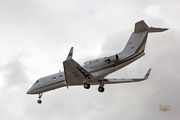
[{"xmin": 35, "ymin": 80, "xmax": 39, "ymax": 84}]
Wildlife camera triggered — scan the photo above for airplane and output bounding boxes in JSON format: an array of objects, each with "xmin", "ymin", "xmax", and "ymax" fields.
[{"xmin": 27, "ymin": 20, "xmax": 168, "ymax": 104}]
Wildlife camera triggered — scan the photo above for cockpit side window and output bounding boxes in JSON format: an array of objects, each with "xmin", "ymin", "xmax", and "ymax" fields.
[
  {"xmin": 52, "ymin": 77, "xmax": 56, "ymax": 80},
  {"xmin": 35, "ymin": 80, "xmax": 39, "ymax": 83},
  {"xmin": 59, "ymin": 75, "xmax": 62, "ymax": 78}
]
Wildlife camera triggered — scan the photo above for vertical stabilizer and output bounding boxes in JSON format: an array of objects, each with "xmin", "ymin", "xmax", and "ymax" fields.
[{"xmin": 122, "ymin": 20, "xmax": 168, "ymax": 56}]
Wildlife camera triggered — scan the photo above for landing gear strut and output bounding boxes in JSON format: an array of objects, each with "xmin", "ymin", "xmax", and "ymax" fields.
[
  {"xmin": 37, "ymin": 93, "xmax": 43, "ymax": 104},
  {"xmin": 84, "ymin": 83, "xmax": 90, "ymax": 89}
]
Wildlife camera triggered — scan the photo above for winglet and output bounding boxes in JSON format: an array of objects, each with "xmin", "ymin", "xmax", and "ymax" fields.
[
  {"xmin": 66, "ymin": 47, "xmax": 73, "ymax": 60},
  {"xmin": 144, "ymin": 68, "xmax": 151, "ymax": 79}
]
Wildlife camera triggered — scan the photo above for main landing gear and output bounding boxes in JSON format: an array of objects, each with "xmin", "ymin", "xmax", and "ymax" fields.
[
  {"xmin": 98, "ymin": 86, "xmax": 104, "ymax": 92},
  {"xmin": 84, "ymin": 83, "xmax": 90, "ymax": 89},
  {"xmin": 37, "ymin": 93, "xmax": 43, "ymax": 104},
  {"xmin": 83, "ymin": 81, "xmax": 105, "ymax": 92},
  {"xmin": 98, "ymin": 80, "xmax": 105, "ymax": 92}
]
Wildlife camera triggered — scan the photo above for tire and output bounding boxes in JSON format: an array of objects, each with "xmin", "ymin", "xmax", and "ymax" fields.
[
  {"xmin": 84, "ymin": 83, "xmax": 90, "ymax": 89},
  {"xmin": 98, "ymin": 87, "xmax": 105, "ymax": 92},
  {"xmin": 37, "ymin": 100, "xmax": 42, "ymax": 104}
]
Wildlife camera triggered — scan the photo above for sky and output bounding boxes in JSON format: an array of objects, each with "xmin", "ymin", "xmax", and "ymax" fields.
[{"xmin": 0, "ymin": 0, "xmax": 180, "ymax": 119}]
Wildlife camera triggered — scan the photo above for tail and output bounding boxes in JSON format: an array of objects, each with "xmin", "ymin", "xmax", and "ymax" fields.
[{"xmin": 122, "ymin": 20, "xmax": 168, "ymax": 56}]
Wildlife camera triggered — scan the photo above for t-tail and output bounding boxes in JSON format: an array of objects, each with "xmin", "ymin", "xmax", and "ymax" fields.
[{"xmin": 121, "ymin": 20, "xmax": 168, "ymax": 56}]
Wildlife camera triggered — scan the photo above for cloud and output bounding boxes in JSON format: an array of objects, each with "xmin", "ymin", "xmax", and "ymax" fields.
[
  {"xmin": 0, "ymin": 54, "xmax": 31, "ymax": 120},
  {"xmin": 0, "ymin": 55, "xmax": 28, "ymax": 86}
]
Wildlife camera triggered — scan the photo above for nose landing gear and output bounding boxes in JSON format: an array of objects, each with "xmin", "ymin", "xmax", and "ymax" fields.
[
  {"xmin": 37, "ymin": 99, "xmax": 42, "ymax": 104},
  {"xmin": 37, "ymin": 93, "xmax": 43, "ymax": 104}
]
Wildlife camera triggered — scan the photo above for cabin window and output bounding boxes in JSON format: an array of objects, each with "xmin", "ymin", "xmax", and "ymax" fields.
[
  {"xmin": 59, "ymin": 75, "xmax": 62, "ymax": 78},
  {"xmin": 52, "ymin": 77, "xmax": 56, "ymax": 80}
]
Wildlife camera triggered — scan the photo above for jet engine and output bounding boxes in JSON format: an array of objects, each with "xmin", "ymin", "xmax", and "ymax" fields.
[
  {"xmin": 84, "ymin": 54, "xmax": 120, "ymax": 69},
  {"xmin": 104, "ymin": 54, "xmax": 119, "ymax": 63}
]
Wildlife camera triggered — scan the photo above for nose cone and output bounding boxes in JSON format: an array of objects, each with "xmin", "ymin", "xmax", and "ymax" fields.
[
  {"xmin": 26, "ymin": 87, "xmax": 33, "ymax": 94},
  {"xmin": 27, "ymin": 85, "xmax": 36, "ymax": 94}
]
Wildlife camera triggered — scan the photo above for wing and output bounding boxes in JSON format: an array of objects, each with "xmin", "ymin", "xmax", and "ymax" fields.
[
  {"xmin": 103, "ymin": 68, "xmax": 151, "ymax": 84},
  {"xmin": 63, "ymin": 47, "xmax": 94, "ymax": 86}
]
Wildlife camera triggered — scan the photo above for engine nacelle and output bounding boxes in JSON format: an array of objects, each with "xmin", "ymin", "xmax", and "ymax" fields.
[
  {"xmin": 104, "ymin": 54, "xmax": 119, "ymax": 63},
  {"xmin": 84, "ymin": 54, "xmax": 120, "ymax": 69}
]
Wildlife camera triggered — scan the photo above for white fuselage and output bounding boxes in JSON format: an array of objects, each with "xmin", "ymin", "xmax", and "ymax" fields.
[{"xmin": 27, "ymin": 52, "xmax": 144, "ymax": 94}]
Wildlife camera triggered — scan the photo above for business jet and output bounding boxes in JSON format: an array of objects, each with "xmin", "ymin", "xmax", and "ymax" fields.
[{"xmin": 27, "ymin": 20, "xmax": 168, "ymax": 104}]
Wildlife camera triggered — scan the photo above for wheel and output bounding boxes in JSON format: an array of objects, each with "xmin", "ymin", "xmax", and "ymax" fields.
[
  {"xmin": 37, "ymin": 100, "xmax": 42, "ymax": 104},
  {"xmin": 84, "ymin": 83, "xmax": 90, "ymax": 89},
  {"xmin": 98, "ymin": 86, "xmax": 105, "ymax": 92}
]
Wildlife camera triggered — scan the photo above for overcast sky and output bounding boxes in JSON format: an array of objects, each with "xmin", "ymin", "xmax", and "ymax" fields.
[{"xmin": 0, "ymin": 0, "xmax": 180, "ymax": 120}]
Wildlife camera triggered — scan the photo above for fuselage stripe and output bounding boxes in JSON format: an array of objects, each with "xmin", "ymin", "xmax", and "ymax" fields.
[{"xmin": 89, "ymin": 53, "xmax": 143, "ymax": 73}]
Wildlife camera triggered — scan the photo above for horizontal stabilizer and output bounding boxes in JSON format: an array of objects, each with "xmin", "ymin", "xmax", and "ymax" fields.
[
  {"xmin": 148, "ymin": 27, "xmax": 168, "ymax": 33},
  {"xmin": 134, "ymin": 20, "xmax": 168, "ymax": 33}
]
